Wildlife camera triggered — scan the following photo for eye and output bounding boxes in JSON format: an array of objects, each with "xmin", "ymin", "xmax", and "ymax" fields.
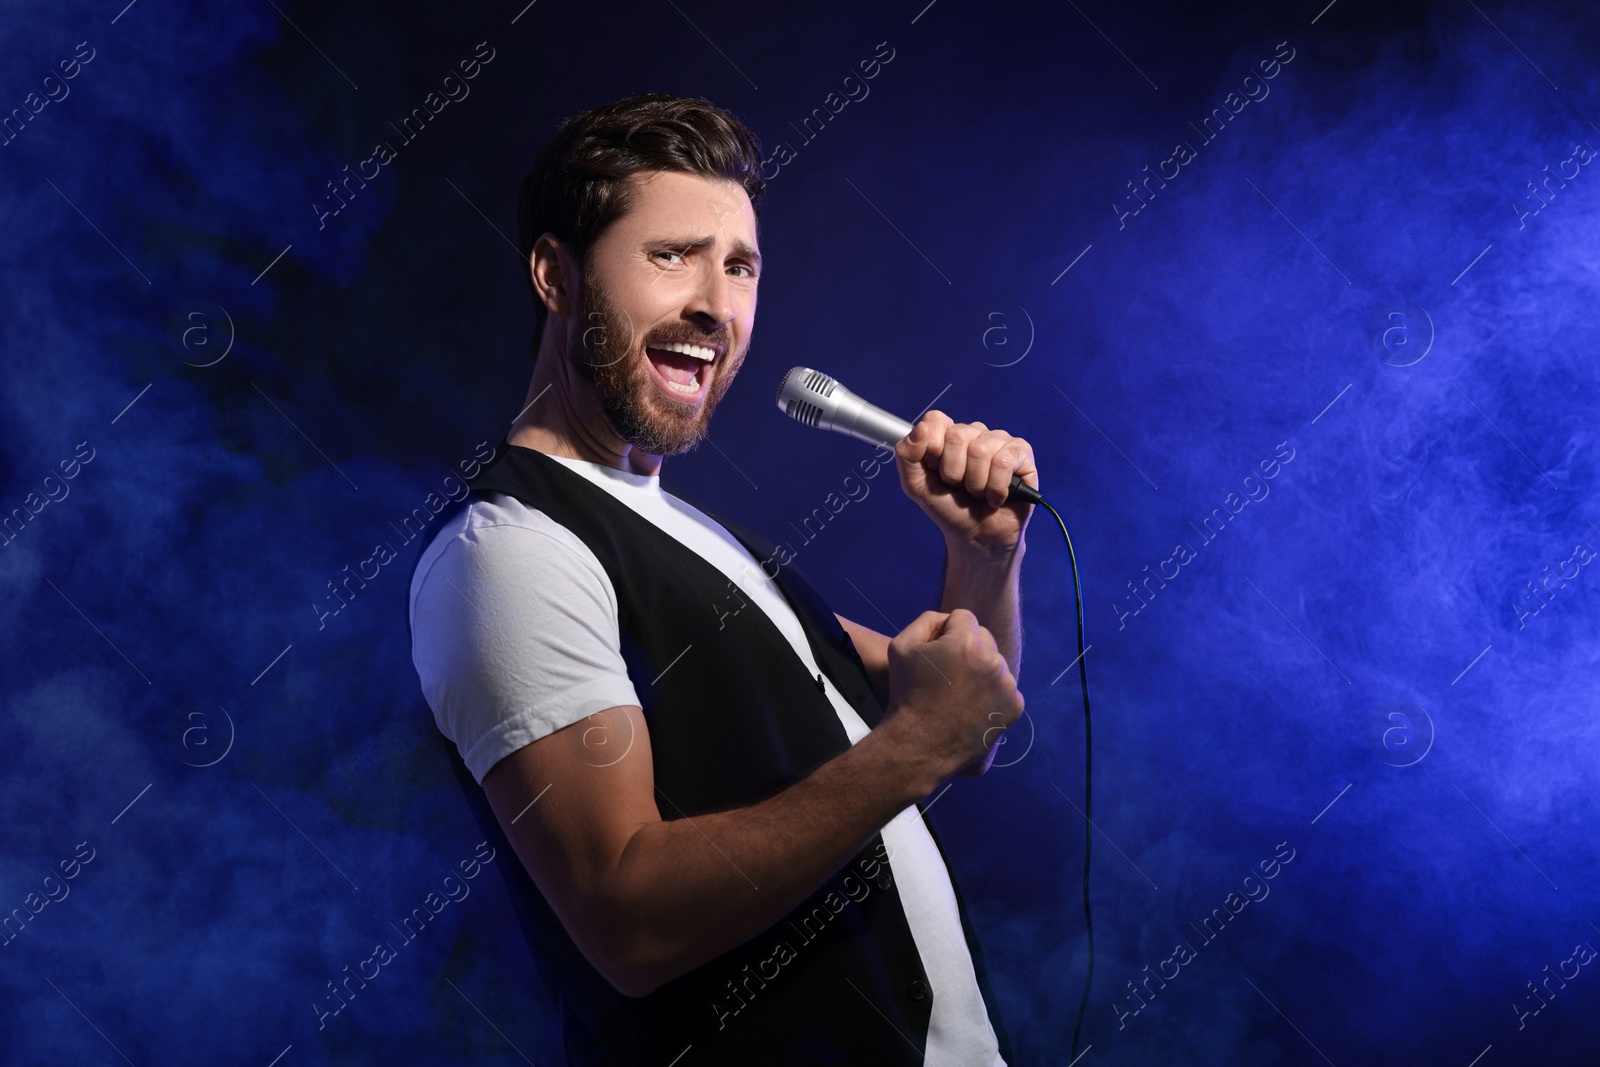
[
  {"xmin": 653, "ymin": 250, "xmax": 686, "ymax": 266},
  {"xmin": 728, "ymin": 264, "xmax": 755, "ymax": 278}
]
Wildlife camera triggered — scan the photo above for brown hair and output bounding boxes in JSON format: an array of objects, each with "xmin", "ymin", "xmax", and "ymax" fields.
[{"xmin": 516, "ymin": 92, "xmax": 766, "ymax": 356}]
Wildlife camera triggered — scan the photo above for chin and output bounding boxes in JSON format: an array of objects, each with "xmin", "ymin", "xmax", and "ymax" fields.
[{"xmin": 587, "ymin": 335, "xmax": 745, "ymax": 458}]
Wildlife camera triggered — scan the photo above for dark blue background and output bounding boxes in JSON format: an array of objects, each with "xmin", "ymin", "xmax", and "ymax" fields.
[{"xmin": 3, "ymin": 0, "xmax": 1597, "ymax": 1063}]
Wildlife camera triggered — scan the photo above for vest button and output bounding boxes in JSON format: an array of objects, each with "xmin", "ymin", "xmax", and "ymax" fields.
[
  {"xmin": 875, "ymin": 869, "xmax": 893, "ymax": 891},
  {"xmin": 908, "ymin": 979, "xmax": 928, "ymax": 1002}
]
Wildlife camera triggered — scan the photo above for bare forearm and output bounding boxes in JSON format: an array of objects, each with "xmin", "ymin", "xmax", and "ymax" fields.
[
  {"xmin": 602, "ymin": 726, "xmax": 931, "ymax": 995},
  {"xmin": 940, "ymin": 539, "xmax": 1025, "ymax": 679}
]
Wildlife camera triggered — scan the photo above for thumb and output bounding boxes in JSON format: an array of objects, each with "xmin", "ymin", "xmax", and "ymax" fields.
[
  {"xmin": 896, "ymin": 609, "xmax": 952, "ymax": 646},
  {"xmin": 938, "ymin": 608, "xmax": 981, "ymax": 642}
]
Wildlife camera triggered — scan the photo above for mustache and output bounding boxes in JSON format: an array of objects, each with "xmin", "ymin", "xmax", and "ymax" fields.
[{"xmin": 643, "ymin": 331, "xmax": 731, "ymax": 351}]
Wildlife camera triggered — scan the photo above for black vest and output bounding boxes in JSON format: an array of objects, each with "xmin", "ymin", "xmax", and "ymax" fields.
[{"xmin": 430, "ymin": 443, "xmax": 1013, "ymax": 1065}]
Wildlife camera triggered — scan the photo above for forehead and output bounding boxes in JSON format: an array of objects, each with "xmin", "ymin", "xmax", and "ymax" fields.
[{"xmin": 609, "ymin": 169, "xmax": 757, "ymax": 243}]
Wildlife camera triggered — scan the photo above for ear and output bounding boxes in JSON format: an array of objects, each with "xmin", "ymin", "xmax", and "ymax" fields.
[{"xmin": 530, "ymin": 233, "xmax": 574, "ymax": 318}]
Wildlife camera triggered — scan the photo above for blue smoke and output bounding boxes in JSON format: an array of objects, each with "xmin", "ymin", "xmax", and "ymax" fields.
[{"xmin": 1, "ymin": 1, "xmax": 1595, "ymax": 1063}]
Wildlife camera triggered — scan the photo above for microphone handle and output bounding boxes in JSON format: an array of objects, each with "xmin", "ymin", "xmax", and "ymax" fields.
[
  {"xmin": 1006, "ymin": 475, "xmax": 1046, "ymax": 507},
  {"xmin": 838, "ymin": 401, "xmax": 1046, "ymax": 507}
]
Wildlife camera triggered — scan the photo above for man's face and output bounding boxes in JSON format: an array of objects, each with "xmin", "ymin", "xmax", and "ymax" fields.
[{"xmin": 569, "ymin": 170, "xmax": 760, "ymax": 457}]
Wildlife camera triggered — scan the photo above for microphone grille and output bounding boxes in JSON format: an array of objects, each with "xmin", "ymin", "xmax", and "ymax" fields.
[
  {"xmin": 783, "ymin": 397, "xmax": 822, "ymax": 427},
  {"xmin": 775, "ymin": 366, "xmax": 838, "ymax": 429},
  {"xmin": 802, "ymin": 369, "xmax": 837, "ymax": 397}
]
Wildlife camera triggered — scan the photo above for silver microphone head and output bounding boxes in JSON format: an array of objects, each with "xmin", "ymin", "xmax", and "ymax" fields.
[{"xmin": 776, "ymin": 367, "xmax": 914, "ymax": 449}]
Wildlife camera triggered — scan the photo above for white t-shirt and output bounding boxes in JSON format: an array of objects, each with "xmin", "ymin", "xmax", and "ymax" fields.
[{"xmin": 408, "ymin": 452, "xmax": 1005, "ymax": 1066}]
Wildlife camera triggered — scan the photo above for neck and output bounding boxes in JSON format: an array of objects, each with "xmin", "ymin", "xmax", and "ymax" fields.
[{"xmin": 507, "ymin": 331, "xmax": 663, "ymax": 478}]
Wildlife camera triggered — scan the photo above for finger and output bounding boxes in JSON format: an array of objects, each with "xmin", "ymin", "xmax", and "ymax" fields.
[
  {"xmin": 939, "ymin": 608, "xmax": 981, "ymax": 639},
  {"xmin": 981, "ymin": 641, "xmax": 1009, "ymax": 678},
  {"xmin": 964, "ymin": 432, "xmax": 1009, "ymax": 504},
  {"xmin": 895, "ymin": 410, "xmax": 953, "ymax": 467},
  {"xmin": 1011, "ymin": 435, "xmax": 1040, "ymax": 489},
  {"xmin": 974, "ymin": 623, "xmax": 1000, "ymax": 656},
  {"xmin": 983, "ymin": 438, "xmax": 1033, "ymax": 507},
  {"xmin": 896, "ymin": 609, "xmax": 951, "ymax": 646},
  {"xmin": 939, "ymin": 423, "xmax": 979, "ymax": 488}
]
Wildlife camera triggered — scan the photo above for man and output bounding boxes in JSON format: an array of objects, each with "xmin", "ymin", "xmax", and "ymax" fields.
[{"xmin": 409, "ymin": 93, "xmax": 1039, "ymax": 1065}]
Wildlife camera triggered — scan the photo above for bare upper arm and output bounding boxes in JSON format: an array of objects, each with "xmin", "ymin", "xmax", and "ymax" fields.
[
  {"xmin": 480, "ymin": 704, "xmax": 660, "ymax": 992},
  {"xmin": 836, "ymin": 614, "xmax": 892, "ymax": 707}
]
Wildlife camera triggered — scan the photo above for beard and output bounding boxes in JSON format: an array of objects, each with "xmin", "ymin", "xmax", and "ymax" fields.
[{"xmin": 572, "ymin": 266, "xmax": 745, "ymax": 457}]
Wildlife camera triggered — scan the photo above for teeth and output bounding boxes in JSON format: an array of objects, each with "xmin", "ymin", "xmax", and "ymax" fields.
[
  {"xmin": 655, "ymin": 341, "xmax": 716, "ymax": 362},
  {"xmin": 664, "ymin": 380, "xmax": 700, "ymax": 394}
]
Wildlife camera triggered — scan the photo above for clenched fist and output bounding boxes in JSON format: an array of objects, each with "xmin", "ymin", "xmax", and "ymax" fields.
[
  {"xmin": 894, "ymin": 411, "xmax": 1038, "ymax": 564},
  {"xmin": 879, "ymin": 608, "xmax": 1025, "ymax": 791}
]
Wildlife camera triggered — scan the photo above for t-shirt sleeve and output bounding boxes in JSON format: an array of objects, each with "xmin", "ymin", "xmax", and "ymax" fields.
[{"xmin": 409, "ymin": 511, "xmax": 643, "ymax": 785}]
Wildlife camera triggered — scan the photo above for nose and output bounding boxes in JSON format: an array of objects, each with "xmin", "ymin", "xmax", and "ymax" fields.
[{"xmin": 686, "ymin": 263, "xmax": 736, "ymax": 334}]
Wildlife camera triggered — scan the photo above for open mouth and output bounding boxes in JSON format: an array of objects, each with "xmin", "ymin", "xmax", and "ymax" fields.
[{"xmin": 644, "ymin": 341, "xmax": 719, "ymax": 402}]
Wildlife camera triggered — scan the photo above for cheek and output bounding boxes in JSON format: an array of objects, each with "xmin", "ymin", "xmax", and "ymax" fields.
[
  {"xmin": 734, "ymin": 289, "xmax": 758, "ymax": 337},
  {"xmin": 588, "ymin": 293, "xmax": 644, "ymax": 354},
  {"xmin": 711, "ymin": 351, "xmax": 744, "ymax": 395}
]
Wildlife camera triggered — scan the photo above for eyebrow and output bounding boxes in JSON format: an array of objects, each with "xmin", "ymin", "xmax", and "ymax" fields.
[{"xmin": 651, "ymin": 235, "xmax": 762, "ymax": 269}]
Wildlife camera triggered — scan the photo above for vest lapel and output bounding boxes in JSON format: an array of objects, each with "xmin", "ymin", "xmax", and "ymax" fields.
[{"xmin": 708, "ymin": 515, "xmax": 889, "ymax": 732}]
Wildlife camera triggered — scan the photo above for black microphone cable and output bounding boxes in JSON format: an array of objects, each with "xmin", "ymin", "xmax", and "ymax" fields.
[{"xmin": 1023, "ymin": 488, "xmax": 1094, "ymax": 1062}]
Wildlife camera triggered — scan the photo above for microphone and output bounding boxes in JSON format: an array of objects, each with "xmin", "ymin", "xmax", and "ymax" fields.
[{"xmin": 776, "ymin": 366, "xmax": 1045, "ymax": 507}]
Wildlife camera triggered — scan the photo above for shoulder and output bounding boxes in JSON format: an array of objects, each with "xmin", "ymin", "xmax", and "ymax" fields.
[{"xmin": 410, "ymin": 492, "xmax": 614, "ymax": 612}]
